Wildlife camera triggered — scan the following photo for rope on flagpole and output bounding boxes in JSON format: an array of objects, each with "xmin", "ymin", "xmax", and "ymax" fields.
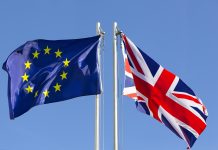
[
  {"xmin": 95, "ymin": 22, "xmax": 105, "ymax": 150},
  {"xmin": 119, "ymin": 30, "xmax": 125, "ymax": 150},
  {"xmin": 100, "ymin": 31, "xmax": 105, "ymax": 150},
  {"xmin": 99, "ymin": 24, "xmax": 105, "ymax": 150},
  {"xmin": 117, "ymin": 33, "xmax": 124, "ymax": 150},
  {"xmin": 117, "ymin": 32, "xmax": 121, "ymax": 150}
]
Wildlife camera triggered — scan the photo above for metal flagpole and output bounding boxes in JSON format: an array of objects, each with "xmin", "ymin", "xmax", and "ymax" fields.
[
  {"xmin": 113, "ymin": 22, "xmax": 119, "ymax": 150},
  {"xmin": 95, "ymin": 22, "xmax": 101, "ymax": 150},
  {"xmin": 95, "ymin": 22, "xmax": 104, "ymax": 150}
]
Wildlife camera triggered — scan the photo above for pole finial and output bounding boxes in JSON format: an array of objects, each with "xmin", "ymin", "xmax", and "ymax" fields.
[
  {"xmin": 96, "ymin": 22, "xmax": 105, "ymax": 36},
  {"xmin": 113, "ymin": 22, "xmax": 122, "ymax": 36}
]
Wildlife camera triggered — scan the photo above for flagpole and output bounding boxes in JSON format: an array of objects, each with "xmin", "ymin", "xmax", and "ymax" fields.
[
  {"xmin": 113, "ymin": 22, "xmax": 119, "ymax": 150},
  {"xmin": 95, "ymin": 22, "xmax": 101, "ymax": 150}
]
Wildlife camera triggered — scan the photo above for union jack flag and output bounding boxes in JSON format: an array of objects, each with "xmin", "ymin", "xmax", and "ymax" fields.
[{"xmin": 121, "ymin": 33, "xmax": 208, "ymax": 149}]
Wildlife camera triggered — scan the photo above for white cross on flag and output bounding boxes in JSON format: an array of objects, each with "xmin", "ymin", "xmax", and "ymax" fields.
[{"xmin": 121, "ymin": 33, "xmax": 208, "ymax": 149}]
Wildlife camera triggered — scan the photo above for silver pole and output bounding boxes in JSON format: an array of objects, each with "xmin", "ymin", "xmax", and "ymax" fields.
[
  {"xmin": 113, "ymin": 22, "xmax": 119, "ymax": 150},
  {"xmin": 95, "ymin": 22, "xmax": 101, "ymax": 150}
]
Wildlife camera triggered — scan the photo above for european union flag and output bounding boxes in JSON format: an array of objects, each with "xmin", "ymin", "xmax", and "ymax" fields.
[{"xmin": 3, "ymin": 35, "xmax": 102, "ymax": 119}]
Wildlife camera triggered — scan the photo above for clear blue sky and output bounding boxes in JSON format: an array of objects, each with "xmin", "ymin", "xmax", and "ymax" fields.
[{"xmin": 0, "ymin": 0, "xmax": 217, "ymax": 150}]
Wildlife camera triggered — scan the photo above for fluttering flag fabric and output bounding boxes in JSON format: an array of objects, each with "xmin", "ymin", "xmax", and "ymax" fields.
[
  {"xmin": 121, "ymin": 33, "xmax": 208, "ymax": 148},
  {"xmin": 3, "ymin": 35, "xmax": 102, "ymax": 119}
]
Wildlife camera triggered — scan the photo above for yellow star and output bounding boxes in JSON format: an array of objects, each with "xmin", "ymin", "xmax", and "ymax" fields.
[
  {"xmin": 43, "ymin": 89, "xmax": 49, "ymax": 98},
  {"xmin": 25, "ymin": 85, "xmax": 33, "ymax": 93},
  {"xmin": 32, "ymin": 50, "xmax": 40, "ymax": 59},
  {"xmin": 55, "ymin": 49, "xmax": 62, "ymax": 58},
  {"xmin": 21, "ymin": 73, "xmax": 29, "ymax": 82},
  {"xmin": 24, "ymin": 60, "xmax": 32, "ymax": 69},
  {"xmin": 60, "ymin": 71, "xmax": 67, "ymax": 80},
  {"xmin": 44, "ymin": 46, "xmax": 51, "ymax": 54},
  {"xmin": 63, "ymin": 58, "xmax": 70, "ymax": 67},
  {"xmin": 53, "ymin": 83, "xmax": 61, "ymax": 92},
  {"xmin": 34, "ymin": 91, "xmax": 38, "ymax": 97}
]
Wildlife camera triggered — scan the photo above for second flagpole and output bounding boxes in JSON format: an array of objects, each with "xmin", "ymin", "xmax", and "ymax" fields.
[{"xmin": 113, "ymin": 22, "xmax": 119, "ymax": 150}]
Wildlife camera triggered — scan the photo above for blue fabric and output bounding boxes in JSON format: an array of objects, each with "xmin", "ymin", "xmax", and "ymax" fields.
[
  {"xmin": 174, "ymin": 79, "xmax": 196, "ymax": 96},
  {"xmin": 138, "ymin": 47, "xmax": 160, "ymax": 77},
  {"xmin": 3, "ymin": 35, "xmax": 102, "ymax": 119}
]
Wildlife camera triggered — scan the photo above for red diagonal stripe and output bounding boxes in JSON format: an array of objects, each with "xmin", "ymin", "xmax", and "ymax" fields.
[
  {"xmin": 122, "ymin": 35, "xmax": 144, "ymax": 75},
  {"xmin": 173, "ymin": 93, "xmax": 201, "ymax": 105}
]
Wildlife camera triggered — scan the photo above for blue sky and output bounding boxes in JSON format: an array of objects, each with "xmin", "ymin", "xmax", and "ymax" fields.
[{"xmin": 0, "ymin": 0, "xmax": 218, "ymax": 150}]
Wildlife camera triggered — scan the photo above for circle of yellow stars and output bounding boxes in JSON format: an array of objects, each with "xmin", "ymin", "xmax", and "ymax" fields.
[{"xmin": 21, "ymin": 45, "xmax": 71, "ymax": 99}]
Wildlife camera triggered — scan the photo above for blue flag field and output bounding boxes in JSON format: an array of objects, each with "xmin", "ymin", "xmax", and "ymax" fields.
[{"xmin": 3, "ymin": 35, "xmax": 102, "ymax": 119}]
